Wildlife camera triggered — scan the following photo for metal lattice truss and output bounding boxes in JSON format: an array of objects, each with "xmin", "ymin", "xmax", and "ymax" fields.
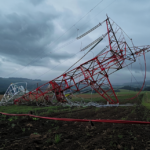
[
  {"xmin": 13, "ymin": 16, "xmax": 150, "ymax": 106},
  {"xmin": 0, "ymin": 82, "xmax": 28, "ymax": 105}
]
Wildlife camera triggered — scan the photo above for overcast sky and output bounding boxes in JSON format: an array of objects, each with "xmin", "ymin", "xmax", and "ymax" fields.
[{"xmin": 0, "ymin": 0, "xmax": 150, "ymax": 85}]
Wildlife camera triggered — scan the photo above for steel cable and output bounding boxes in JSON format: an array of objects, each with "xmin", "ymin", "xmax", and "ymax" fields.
[{"xmin": 1, "ymin": 111, "xmax": 150, "ymax": 124}]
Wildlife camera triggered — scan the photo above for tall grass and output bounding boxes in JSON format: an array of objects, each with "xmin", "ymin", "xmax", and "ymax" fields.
[{"xmin": 141, "ymin": 91, "xmax": 150, "ymax": 109}]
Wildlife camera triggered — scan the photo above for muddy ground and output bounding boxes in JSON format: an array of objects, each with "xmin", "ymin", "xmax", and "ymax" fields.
[{"xmin": 0, "ymin": 94, "xmax": 150, "ymax": 150}]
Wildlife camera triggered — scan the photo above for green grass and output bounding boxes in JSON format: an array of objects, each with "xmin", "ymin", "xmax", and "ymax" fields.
[
  {"xmin": 0, "ymin": 105, "xmax": 68, "ymax": 114},
  {"xmin": 0, "ymin": 104, "xmax": 81, "ymax": 115},
  {"xmin": 141, "ymin": 91, "xmax": 150, "ymax": 109},
  {"xmin": 72, "ymin": 90, "xmax": 150, "ymax": 107},
  {"xmin": 0, "ymin": 90, "xmax": 150, "ymax": 114},
  {"xmin": 54, "ymin": 134, "xmax": 61, "ymax": 144},
  {"xmin": 72, "ymin": 92, "xmax": 138, "ymax": 104},
  {"xmin": 0, "ymin": 105, "xmax": 42, "ymax": 114},
  {"xmin": 118, "ymin": 134, "xmax": 123, "ymax": 139}
]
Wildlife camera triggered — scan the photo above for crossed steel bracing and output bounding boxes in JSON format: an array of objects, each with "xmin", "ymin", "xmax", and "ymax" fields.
[{"xmin": 12, "ymin": 16, "xmax": 150, "ymax": 106}]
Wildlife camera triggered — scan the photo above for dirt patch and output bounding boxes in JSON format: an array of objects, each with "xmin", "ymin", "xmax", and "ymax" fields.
[{"xmin": 0, "ymin": 94, "xmax": 150, "ymax": 150}]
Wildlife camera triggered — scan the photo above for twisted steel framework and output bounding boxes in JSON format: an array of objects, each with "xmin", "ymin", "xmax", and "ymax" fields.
[{"xmin": 13, "ymin": 16, "xmax": 150, "ymax": 106}]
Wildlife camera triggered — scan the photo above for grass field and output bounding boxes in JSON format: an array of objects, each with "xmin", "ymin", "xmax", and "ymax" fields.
[
  {"xmin": 141, "ymin": 91, "xmax": 150, "ymax": 109},
  {"xmin": 0, "ymin": 104, "xmax": 75, "ymax": 114},
  {"xmin": 0, "ymin": 90, "xmax": 150, "ymax": 114},
  {"xmin": 71, "ymin": 91, "xmax": 141, "ymax": 104}
]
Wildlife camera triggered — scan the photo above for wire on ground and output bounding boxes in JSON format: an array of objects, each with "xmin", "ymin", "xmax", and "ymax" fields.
[{"xmin": 1, "ymin": 112, "xmax": 150, "ymax": 125}]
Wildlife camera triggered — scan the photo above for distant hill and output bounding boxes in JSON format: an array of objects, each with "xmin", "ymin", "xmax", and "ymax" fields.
[
  {"xmin": 144, "ymin": 86, "xmax": 150, "ymax": 91},
  {"xmin": 0, "ymin": 77, "xmax": 49, "ymax": 93},
  {"xmin": 0, "ymin": 77, "xmax": 148, "ymax": 94},
  {"xmin": 123, "ymin": 80, "xmax": 150, "ymax": 87},
  {"xmin": 120, "ymin": 86, "xmax": 140, "ymax": 91}
]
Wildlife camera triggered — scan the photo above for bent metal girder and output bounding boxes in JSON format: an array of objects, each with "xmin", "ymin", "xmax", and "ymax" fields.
[
  {"xmin": 14, "ymin": 17, "xmax": 150, "ymax": 105},
  {"xmin": 0, "ymin": 82, "xmax": 28, "ymax": 105}
]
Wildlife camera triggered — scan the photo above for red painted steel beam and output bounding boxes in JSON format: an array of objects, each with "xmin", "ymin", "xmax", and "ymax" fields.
[{"xmin": 13, "ymin": 18, "xmax": 150, "ymax": 105}]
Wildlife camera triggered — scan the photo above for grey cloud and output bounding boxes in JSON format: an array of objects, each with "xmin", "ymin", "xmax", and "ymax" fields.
[
  {"xmin": 0, "ymin": 0, "xmax": 150, "ymax": 81},
  {"xmin": 0, "ymin": 0, "xmax": 102, "ymax": 72},
  {"xmin": 28, "ymin": 0, "xmax": 45, "ymax": 6},
  {"xmin": 0, "ymin": 10, "xmax": 58, "ymax": 65},
  {"xmin": 0, "ymin": 1, "xmax": 91, "ymax": 69}
]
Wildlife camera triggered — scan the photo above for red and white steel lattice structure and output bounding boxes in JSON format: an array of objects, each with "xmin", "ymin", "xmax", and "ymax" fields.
[{"xmin": 14, "ymin": 16, "xmax": 150, "ymax": 105}]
